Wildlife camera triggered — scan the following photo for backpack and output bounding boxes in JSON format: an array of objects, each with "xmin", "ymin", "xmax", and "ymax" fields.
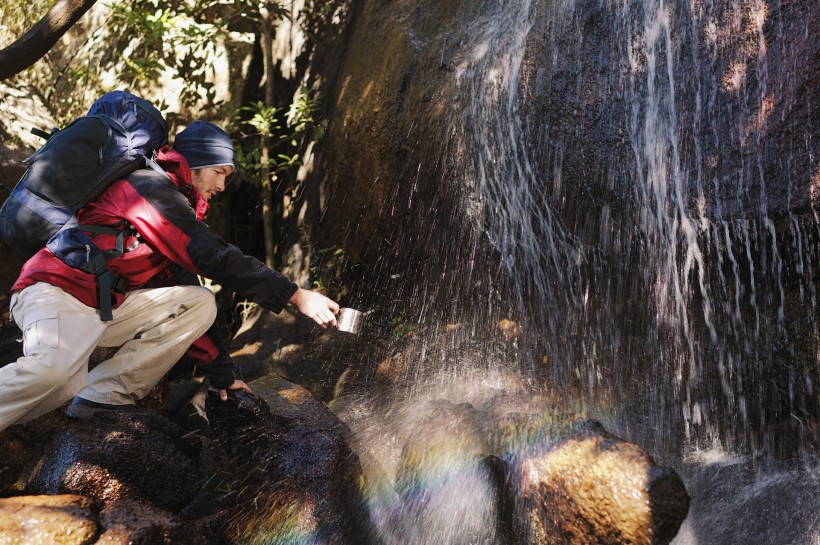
[{"xmin": 0, "ymin": 90, "xmax": 169, "ymax": 259}]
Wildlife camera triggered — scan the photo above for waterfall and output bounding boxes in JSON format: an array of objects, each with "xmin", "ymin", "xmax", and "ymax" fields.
[
  {"xmin": 328, "ymin": 0, "xmax": 818, "ymax": 542},
  {"xmin": 427, "ymin": 0, "xmax": 820, "ymax": 459},
  {"xmin": 452, "ymin": 0, "xmax": 583, "ymax": 319}
]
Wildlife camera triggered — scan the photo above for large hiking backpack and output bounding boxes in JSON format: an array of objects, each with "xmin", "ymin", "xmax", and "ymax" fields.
[{"xmin": 0, "ymin": 90, "xmax": 169, "ymax": 258}]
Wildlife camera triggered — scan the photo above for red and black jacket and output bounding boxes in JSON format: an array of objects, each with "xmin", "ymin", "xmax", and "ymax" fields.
[{"xmin": 12, "ymin": 147, "xmax": 298, "ymax": 387}]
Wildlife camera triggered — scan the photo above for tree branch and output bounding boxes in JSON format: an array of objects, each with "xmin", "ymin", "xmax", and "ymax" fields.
[{"xmin": 0, "ymin": 0, "xmax": 98, "ymax": 80}]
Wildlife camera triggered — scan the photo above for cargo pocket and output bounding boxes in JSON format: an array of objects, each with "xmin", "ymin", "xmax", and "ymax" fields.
[{"xmin": 22, "ymin": 309, "xmax": 59, "ymax": 354}]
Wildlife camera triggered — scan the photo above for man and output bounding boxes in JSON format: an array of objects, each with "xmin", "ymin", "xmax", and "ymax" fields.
[{"xmin": 0, "ymin": 121, "xmax": 338, "ymax": 430}]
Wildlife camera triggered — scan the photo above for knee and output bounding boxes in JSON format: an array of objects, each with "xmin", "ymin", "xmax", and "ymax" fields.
[
  {"xmin": 186, "ymin": 286, "xmax": 217, "ymax": 326},
  {"xmin": 197, "ymin": 287, "xmax": 217, "ymax": 317}
]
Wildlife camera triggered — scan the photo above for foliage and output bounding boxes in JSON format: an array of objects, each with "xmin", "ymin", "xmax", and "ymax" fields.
[
  {"xmin": 1, "ymin": 0, "xmax": 228, "ymax": 121},
  {"xmin": 4, "ymin": 0, "xmax": 335, "ymax": 277},
  {"xmin": 231, "ymin": 87, "xmax": 325, "ymax": 190},
  {"xmin": 389, "ymin": 315, "xmax": 419, "ymax": 343},
  {"xmin": 231, "ymin": 0, "xmax": 289, "ymax": 21},
  {"xmin": 300, "ymin": 222, "xmax": 349, "ymax": 301},
  {"xmin": 0, "ymin": 0, "xmax": 54, "ymax": 48},
  {"xmin": 107, "ymin": 0, "xmax": 225, "ymax": 112},
  {"xmin": 1, "ymin": 0, "xmax": 96, "ymax": 120}
]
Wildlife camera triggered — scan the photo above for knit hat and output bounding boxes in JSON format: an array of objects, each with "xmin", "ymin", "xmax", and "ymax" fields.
[{"xmin": 173, "ymin": 121, "xmax": 235, "ymax": 170}]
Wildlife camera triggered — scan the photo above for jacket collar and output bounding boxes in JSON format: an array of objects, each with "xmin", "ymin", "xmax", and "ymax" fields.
[{"xmin": 156, "ymin": 147, "xmax": 210, "ymax": 220}]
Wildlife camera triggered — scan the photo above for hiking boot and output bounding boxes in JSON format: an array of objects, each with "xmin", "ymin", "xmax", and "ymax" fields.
[{"xmin": 65, "ymin": 397, "xmax": 135, "ymax": 420}]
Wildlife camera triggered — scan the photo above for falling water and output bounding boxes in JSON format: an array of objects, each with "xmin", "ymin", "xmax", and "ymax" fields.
[
  {"xmin": 332, "ymin": 3, "xmax": 582, "ymax": 544},
  {"xmin": 330, "ymin": 0, "xmax": 819, "ymax": 542},
  {"xmin": 453, "ymin": 0, "xmax": 583, "ymax": 317}
]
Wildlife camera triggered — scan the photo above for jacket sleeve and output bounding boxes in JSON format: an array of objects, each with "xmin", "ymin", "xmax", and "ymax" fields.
[{"xmin": 121, "ymin": 171, "xmax": 298, "ymax": 313}]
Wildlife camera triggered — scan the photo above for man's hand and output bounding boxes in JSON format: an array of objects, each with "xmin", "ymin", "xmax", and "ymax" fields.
[
  {"xmin": 288, "ymin": 287, "xmax": 340, "ymax": 328},
  {"xmin": 219, "ymin": 379, "xmax": 252, "ymax": 401}
]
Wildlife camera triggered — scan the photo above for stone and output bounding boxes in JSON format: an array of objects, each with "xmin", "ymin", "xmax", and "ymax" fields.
[
  {"xmin": 25, "ymin": 411, "xmax": 202, "ymax": 512},
  {"xmin": 393, "ymin": 401, "xmax": 689, "ymax": 545},
  {"xmin": 494, "ymin": 419, "xmax": 689, "ymax": 545},
  {"xmin": 0, "ymin": 494, "xmax": 98, "ymax": 545},
  {"xmin": 206, "ymin": 378, "xmax": 380, "ymax": 545},
  {"xmin": 96, "ymin": 499, "xmax": 194, "ymax": 545}
]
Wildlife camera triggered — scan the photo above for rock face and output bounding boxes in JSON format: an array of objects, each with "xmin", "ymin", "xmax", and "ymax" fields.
[
  {"xmin": 314, "ymin": 0, "xmax": 819, "ymax": 461},
  {"xmin": 520, "ymin": 0, "xmax": 819, "ymax": 219},
  {"xmin": 319, "ymin": 0, "xmax": 818, "ymax": 253}
]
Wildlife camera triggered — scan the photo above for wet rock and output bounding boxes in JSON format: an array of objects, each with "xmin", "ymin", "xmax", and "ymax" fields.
[
  {"xmin": 207, "ymin": 375, "xmax": 380, "ymax": 545},
  {"xmin": 394, "ymin": 402, "xmax": 689, "ymax": 545},
  {"xmin": 0, "ymin": 374, "xmax": 382, "ymax": 544},
  {"xmin": 497, "ymin": 319, "xmax": 523, "ymax": 340},
  {"xmin": 375, "ymin": 351, "xmax": 407, "ymax": 383},
  {"xmin": 675, "ymin": 453, "xmax": 820, "ymax": 545},
  {"xmin": 97, "ymin": 499, "xmax": 194, "ymax": 545},
  {"xmin": 0, "ymin": 412, "xmax": 64, "ymax": 496},
  {"xmin": 495, "ymin": 418, "xmax": 689, "ymax": 545},
  {"xmin": 313, "ymin": 0, "xmax": 819, "ymax": 474},
  {"xmin": 25, "ymin": 411, "xmax": 201, "ymax": 512},
  {"xmin": 0, "ymin": 494, "xmax": 98, "ymax": 545}
]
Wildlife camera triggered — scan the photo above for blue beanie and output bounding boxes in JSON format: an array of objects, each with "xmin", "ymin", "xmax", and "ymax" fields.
[{"xmin": 174, "ymin": 121, "xmax": 235, "ymax": 170}]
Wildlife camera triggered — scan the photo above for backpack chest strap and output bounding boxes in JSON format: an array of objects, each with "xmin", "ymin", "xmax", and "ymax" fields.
[{"xmin": 77, "ymin": 222, "xmax": 135, "ymax": 321}]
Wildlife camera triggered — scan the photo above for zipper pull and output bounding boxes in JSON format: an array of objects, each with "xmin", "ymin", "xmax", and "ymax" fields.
[
  {"xmin": 98, "ymin": 147, "xmax": 104, "ymax": 164},
  {"xmin": 85, "ymin": 244, "xmax": 91, "ymax": 263}
]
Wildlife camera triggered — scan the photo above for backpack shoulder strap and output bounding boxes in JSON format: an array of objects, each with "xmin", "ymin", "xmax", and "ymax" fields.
[
  {"xmin": 75, "ymin": 220, "xmax": 134, "ymax": 321},
  {"xmin": 145, "ymin": 156, "xmax": 171, "ymax": 179}
]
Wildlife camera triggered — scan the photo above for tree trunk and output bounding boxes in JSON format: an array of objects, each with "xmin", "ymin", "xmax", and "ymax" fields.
[
  {"xmin": 259, "ymin": 5, "xmax": 277, "ymax": 269},
  {"xmin": 0, "ymin": 0, "xmax": 98, "ymax": 80}
]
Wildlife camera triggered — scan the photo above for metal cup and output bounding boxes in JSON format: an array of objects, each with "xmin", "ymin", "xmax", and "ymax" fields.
[{"xmin": 336, "ymin": 307, "xmax": 364, "ymax": 335}]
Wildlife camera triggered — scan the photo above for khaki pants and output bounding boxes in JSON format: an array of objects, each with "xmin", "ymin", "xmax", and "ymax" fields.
[{"xmin": 0, "ymin": 282, "xmax": 217, "ymax": 432}]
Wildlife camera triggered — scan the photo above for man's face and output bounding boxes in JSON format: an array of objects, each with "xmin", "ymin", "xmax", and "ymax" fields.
[{"xmin": 191, "ymin": 166, "xmax": 232, "ymax": 201}]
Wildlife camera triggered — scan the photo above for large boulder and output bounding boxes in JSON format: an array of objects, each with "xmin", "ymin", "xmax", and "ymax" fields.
[
  {"xmin": 392, "ymin": 401, "xmax": 689, "ymax": 545},
  {"xmin": 494, "ymin": 418, "xmax": 688, "ymax": 545},
  {"xmin": 23, "ymin": 411, "xmax": 202, "ymax": 511}
]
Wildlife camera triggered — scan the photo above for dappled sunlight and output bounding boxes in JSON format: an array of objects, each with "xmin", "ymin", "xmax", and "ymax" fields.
[
  {"xmin": 0, "ymin": 0, "xmax": 816, "ymax": 541},
  {"xmin": 279, "ymin": 383, "xmax": 312, "ymax": 405},
  {"xmin": 743, "ymin": 93, "xmax": 775, "ymax": 139},
  {"xmin": 272, "ymin": 0, "xmax": 307, "ymax": 81},
  {"xmin": 64, "ymin": 460, "xmax": 128, "ymax": 503},
  {"xmin": 0, "ymin": 84, "xmax": 57, "ymax": 150}
]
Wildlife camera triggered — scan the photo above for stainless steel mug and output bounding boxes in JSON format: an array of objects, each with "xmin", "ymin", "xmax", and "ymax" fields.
[{"xmin": 336, "ymin": 307, "xmax": 364, "ymax": 335}]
